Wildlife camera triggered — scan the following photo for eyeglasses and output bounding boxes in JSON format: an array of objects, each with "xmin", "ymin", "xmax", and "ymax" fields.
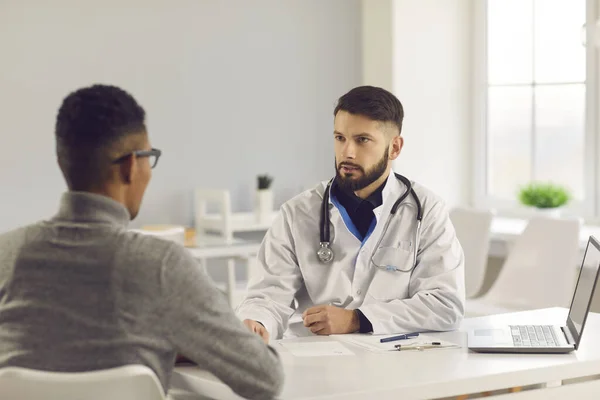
[{"xmin": 112, "ymin": 148, "xmax": 162, "ymax": 169}]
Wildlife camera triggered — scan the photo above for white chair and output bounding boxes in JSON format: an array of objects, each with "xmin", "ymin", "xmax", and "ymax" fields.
[
  {"xmin": 0, "ymin": 364, "xmax": 165, "ymax": 400},
  {"xmin": 466, "ymin": 216, "xmax": 581, "ymax": 317},
  {"xmin": 194, "ymin": 188, "xmax": 242, "ymax": 306},
  {"xmin": 194, "ymin": 189, "xmax": 233, "ymax": 240},
  {"xmin": 193, "ymin": 188, "xmax": 277, "ymax": 308},
  {"xmin": 193, "ymin": 188, "xmax": 277, "ymax": 238},
  {"xmin": 450, "ymin": 207, "xmax": 494, "ymax": 298}
]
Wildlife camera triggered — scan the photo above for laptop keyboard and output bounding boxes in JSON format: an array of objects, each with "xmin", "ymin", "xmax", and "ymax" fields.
[{"xmin": 510, "ymin": 325, "xmax": 559, "ymax": 347}]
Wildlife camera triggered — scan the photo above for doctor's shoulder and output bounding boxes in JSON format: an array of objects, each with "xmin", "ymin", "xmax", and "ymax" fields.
[
  {"xmin": 279, "ymin": 181, "xmax": 327, "ymax": 216},
  {"xmin": 409, "ymin": 180, "xmax": 451, "ymax": 219}
]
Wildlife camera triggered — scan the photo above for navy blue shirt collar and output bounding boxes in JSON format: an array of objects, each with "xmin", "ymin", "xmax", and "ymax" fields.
[
  {"xmin": 330, "ymin": 176, "xmax": 387, "ymax": 240},
  {"xmin": 331, "ymin": 177, "xmax": 387, "ymax": 213}
]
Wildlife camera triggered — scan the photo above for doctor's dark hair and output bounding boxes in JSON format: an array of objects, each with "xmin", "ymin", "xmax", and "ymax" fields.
[
  {"xmin": 334, "ymin": 86, "xmax": 404, "ymax": 135},
  {"xmin": 55, "ymin": 84, "xmax": 147, "ymax": 191}
]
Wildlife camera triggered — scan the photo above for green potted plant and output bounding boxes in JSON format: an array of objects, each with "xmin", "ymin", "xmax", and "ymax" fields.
[
  {"xmin": 518, "ymin": 182, "xmax": 571, "ymax": 217},
  {"xmin": 255, "ymin": 174, "xmax": 274, "ymax": 223}
]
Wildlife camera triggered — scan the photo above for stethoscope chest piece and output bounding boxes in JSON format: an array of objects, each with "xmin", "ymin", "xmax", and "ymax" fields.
[
  {"xmin": 317, "ymin": 242, "xmax": 335, "ymax": 264},
  {"xmin": 317, "ymin": 173, "xmax": 423, "ymax": 266}
]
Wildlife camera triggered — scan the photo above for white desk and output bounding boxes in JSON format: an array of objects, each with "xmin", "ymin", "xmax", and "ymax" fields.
[
  {"xmin": 172, "ymin": 308, "xmax": 600, "ymax": 399},
  {"xmin": 185, "ymin": 235, "xmax": 261, "ymax": 306},
  {"xmin": 194, "ymin": 213, "xmax": 600, "ymax": 259},
  {"xmin": 489, "ymin": 217, "xmax": 600, "ymax": 258},
  {"xmin": 195, "ymin": 211, "xmax": 279, "ymax": 235},
  {"xmin": 187, "ymin": 235, "xmax": 261, "ymax": 260}
]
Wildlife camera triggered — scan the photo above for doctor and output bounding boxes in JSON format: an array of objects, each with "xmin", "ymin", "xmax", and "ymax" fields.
[{"xmin": 237, "ymin": 86, "xmax": 465, "ymax": 342}]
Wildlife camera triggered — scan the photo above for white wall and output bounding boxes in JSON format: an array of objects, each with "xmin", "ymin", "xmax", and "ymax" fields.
[
  {"xmin": 0, "ymin": 0, "xmax": 361, "ymax": 233},
  {"xmin": 361, "ymin": 0, "xmax": 394, "ymax": 91},
  {"xmin": 362, "ymin": 0, "xmax": 472, "ymax": 207},
  {"xmin": 393, "ymin": 0, "xmax": 472, "ymax": 207}
]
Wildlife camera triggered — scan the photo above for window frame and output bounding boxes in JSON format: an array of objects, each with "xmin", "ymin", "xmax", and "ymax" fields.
[{"xmin": 472, "ymin": 0, "xmax": 599, "ymax": 220}]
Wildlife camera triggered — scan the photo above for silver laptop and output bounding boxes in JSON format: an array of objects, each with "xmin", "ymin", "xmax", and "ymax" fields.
[{"xmin": 468, "ymin": 235, "xmax": 600, "ymax": 354}]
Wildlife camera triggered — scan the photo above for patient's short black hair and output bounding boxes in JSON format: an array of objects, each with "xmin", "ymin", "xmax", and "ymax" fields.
[{"xmin": 55, "ymin": 84, "xmax": 146, "ymax": 190}]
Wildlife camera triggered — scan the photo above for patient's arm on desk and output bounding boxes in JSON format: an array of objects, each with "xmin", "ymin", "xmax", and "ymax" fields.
[{"xmin": 159, "ymin": 245, "xmax": 284, "ymax": 400}]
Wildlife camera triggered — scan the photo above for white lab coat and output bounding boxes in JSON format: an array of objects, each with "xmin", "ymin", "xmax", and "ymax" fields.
[{"xmin": 236, "ymin": 171, "xmax": 465, "ymax": 339}]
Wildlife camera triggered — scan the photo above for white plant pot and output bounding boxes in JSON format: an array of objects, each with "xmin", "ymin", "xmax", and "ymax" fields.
[
  {"xmin": 534, "ymin": 207, "xmax": 563, "ymax": 218},
  {"xmin": 255, "ymin": 189, "xmax": 274, "ymax": 223}
]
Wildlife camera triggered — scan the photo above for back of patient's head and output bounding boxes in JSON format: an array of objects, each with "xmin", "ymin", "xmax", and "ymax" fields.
[{"xmin": 55, "ymin": 84, "xmax": 147, "ymax": 192}]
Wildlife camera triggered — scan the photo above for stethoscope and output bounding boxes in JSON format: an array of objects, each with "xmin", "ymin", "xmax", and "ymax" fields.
[{"xmin": 317, "ymin": 173, "xmax": 423, "ymax": 272}]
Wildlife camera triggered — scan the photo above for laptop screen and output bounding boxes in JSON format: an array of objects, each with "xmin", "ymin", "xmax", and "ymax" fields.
[{"xmin": 567, "ymin": 236, "xmax": 600, "ymax": 349}]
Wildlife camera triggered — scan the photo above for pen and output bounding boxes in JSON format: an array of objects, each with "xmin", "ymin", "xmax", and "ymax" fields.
[
  {"xmin": 380, "ymin": 332, "xmax": 420, "ymax": 343},
  {"xmin": 394, "ymin": 342, "xmax": 442, "ymax": 351}
]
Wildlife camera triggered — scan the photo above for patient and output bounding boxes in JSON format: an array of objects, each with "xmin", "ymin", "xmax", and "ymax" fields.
[{"xmin": 0, "ymin": 84, "xmax": 283, "ymax": 399}]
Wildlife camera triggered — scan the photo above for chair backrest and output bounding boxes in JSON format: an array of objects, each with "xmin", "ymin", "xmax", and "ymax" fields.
[
  {"xmin": 0, "ymin": 364, "xmax": 165, "ymax": 400},
  {"xmin": 194, "ymin": 188, "xmax": 233, "ymax": 240},
  {"xmin": 483, "ymin": 216, "xmax": 581, "ymax": 310},
  {"xmin": 450, "ymin": 207, "xmax": 494, "ymax": 298}
]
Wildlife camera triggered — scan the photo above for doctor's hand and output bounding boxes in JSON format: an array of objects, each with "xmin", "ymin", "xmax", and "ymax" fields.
[
  {"xmin": 302, "ymin": 305, "xmax": 360, "ymax": 335},
  {"xmin": 243, "ymin": 319, "xmax": 270, "ymax": 344}
]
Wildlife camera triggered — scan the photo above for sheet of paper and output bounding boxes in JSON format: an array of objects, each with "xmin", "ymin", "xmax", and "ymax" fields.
[
  {"xmin": 278, "ymin": 341, "xmax": 355, "ymax": 357},
  {"xmin": 332, "ymin": 333, "xmax": 460, "ymax": 353}
]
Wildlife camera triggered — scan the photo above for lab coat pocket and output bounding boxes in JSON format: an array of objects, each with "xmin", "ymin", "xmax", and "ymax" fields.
[{"xmin": 368, "ymin": 245, "xmax": 412, "ymax": 301}]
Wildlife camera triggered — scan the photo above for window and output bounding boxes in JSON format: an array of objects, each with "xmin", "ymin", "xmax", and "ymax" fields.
[{"xmin": 474, "ymin": 0, "xmax": 596, "ymax": 216}]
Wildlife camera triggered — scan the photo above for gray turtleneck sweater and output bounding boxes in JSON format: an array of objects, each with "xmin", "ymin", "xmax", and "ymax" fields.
[{"xmin": 0, "ymin": 192, "xmax": 283, "ymax": 399}]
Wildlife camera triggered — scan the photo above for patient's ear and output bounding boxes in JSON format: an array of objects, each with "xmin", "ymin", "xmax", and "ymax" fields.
[{"xmin": 118, "ymin": 154, "xmax": 137, "ymax": 185}]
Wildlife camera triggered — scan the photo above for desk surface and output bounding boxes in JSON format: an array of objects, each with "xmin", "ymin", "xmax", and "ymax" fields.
[
  {"xmin": 185, "ymin": 235, "xmax": 261, "ymax": 259},
  {"xmin": 173, "ymin": 308, "xmax": 600, "ymax": 400},
  {"xmin": 196, "ymin": 211, "xmax": 279, "ymax": 233},
  {"xmin": 194, "ymin": 213, "xmax": 600, "ymax": 259},
  {"xmin": 197, "ymin": 212, "xmax": 600, "ymax": 243}
]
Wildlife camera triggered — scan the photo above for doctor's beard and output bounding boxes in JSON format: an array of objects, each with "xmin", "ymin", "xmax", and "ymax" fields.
[{"xmin": 335, "ymin": 148, "xmax": 389, "ymax": 192}]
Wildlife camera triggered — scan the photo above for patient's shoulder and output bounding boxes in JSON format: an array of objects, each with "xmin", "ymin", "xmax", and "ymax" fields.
[
  {"xmin": 117, "ymin": 230, "xmax": 183, "ymax": 264},
  {"xmin": 0, "ymin": 224, "xmax": 42, "ymax": 251}
]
